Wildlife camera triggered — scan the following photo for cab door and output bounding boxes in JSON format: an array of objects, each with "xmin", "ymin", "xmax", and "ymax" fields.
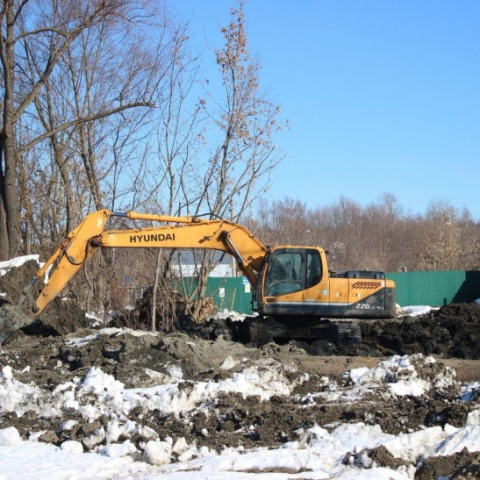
[
  {"xmin": 328, "ymin": 276, "xmax": 349, "ymax": 308},
  {"xmin": 301, "ymin": 249, "xmax": 329, "ymax": 307}
]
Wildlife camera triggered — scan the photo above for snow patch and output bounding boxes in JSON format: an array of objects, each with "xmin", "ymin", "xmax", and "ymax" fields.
[{"xmin": 0, "ymin": 255, "xmax": 41, "ymax": 276}]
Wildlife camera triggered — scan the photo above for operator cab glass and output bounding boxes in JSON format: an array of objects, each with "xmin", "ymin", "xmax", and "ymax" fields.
[{"xmin": 264, "ymin": 248, "xmax": 322, "ymax": 296}]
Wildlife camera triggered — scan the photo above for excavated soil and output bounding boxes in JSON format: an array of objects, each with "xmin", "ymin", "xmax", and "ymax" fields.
[
  {"xmin": 2, "ymin": 328, "xmax": 480, "ymax": 478},
  {"xmin": 2, "ymin": 261, "xmax": 480, "ymax": 477},
  {"xmin": 0, "ymin": 259, "xmax": 89, "ymax": 336}
]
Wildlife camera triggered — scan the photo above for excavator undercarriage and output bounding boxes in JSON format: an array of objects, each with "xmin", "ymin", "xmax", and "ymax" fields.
[{"xmin": 229, "ymin": 315, "xmax": 364, "ymax": 348}]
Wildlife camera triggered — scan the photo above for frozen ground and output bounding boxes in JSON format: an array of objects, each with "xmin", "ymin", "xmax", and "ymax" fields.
[
  {"xmin": 1, "ymin": 257, "xmax": 480, "ymax": 478},
  {"xmin": 0, "ymin": 327, "xmax": 479, "ymax": 479}
]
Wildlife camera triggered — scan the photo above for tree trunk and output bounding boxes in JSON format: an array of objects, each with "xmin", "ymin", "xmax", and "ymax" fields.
[{"xmin": 0, "ymin": 0, "xmax": 20, "ymax": 259}]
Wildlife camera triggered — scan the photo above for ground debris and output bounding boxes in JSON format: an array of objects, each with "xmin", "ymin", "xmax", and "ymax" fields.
[{"xmin": 2, "ymin": 261, "xmax": 480, "ymax": 475}]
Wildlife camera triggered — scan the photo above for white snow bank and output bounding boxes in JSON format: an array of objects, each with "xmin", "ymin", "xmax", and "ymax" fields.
[
  {"xmin": 0, "ymin": 366, "xmax": 50, "ymax": 417},
  {"xmin": 314, "ymin": 354, "xmax": 457, "ymax": 403},
  {"xmin": 402, "ymin": 305, "xmax": 432, "ymax": 316},
  {"xmin": 66, "ymin": 327, "xmax": 157, "ymax": 347},
  {"xmin": 213, "ymin": 308, "xmax": 253, "ymax": 322},
  {"xmin": 0, "ymin": 351, "xmax": 480, "ymax": 479},
  {"xmin": 0, "ymin": 426, "xmax": 22, "ymax": 446},
  {"xmin": 61, "ymin": 440, "xmax": 84, "ymax": 453},
  {"xmin": 347, "ymin": 363, "xmax": 432, "ymax": 397},
  {"xmin": 0, "ymin": 254, "xmax": 41, "ymax": 276}
]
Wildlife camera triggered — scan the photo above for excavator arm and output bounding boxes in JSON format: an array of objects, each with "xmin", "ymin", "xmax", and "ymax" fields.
[
  {"xmin": 8, "ymin": 209, "xmax": 267, "ymax": 326},
  {"xmin": 92, "ymin": 215, "xmax": 266, "ymax": 286}
]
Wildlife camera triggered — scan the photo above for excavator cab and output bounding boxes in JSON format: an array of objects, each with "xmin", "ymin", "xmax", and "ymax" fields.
[
  {"xmin": 257, "ymin": 246, "xmax": 395, "ymax": 319},
  {"xmin": 257, "ymin": 246, "xmax": 329, "ymax": 318}
]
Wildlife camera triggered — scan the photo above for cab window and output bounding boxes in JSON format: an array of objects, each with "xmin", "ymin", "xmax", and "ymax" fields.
[{"xmin": 264, "ymin": 249, "xmax": 322, "ymax": 296}]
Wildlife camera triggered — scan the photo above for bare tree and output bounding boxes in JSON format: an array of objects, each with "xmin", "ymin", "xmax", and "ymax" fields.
[
  {"xmin": 0, "ymin": 0, "xmax": 160, "ymax": 259},
  {"xmin": 178, "ymin": 1, "xmax": 284, "ymax": 320},
  {"xmin": 418, "ymin": 200, "xmax": 479, "ymax": 271},
  {"xmin": 248, "ymin": 197, "xmax": 310, "ymax": 246},
  {"xmin": 139, "ymin": 1, "xmax": 284, "ymax": 326},
  {"xmin": 148, "ymin": 27, "xmax": 203, "ymax": 331}
]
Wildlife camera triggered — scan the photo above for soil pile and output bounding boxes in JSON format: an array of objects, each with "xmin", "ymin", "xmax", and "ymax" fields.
[
  {"xmin": 2, "ymin": 261, "xmax": 480, "ymax": 477},
  {"xmin": 0, "ymin": 327, "xmax": 479, "ymax": 478},
  {"xmin": 0, "ymin": 258, "xmax": 89, "ymax": 337},
  {"xmin": 188, "ymin": 302, "xmax": 480, "ymax": 360},
  {"xmin": 360, "ymin": 303, "xmax": 480, "ymax": 359},
  {"xmin": 3, "ymin": 260, "xmax": 480, "ymax": 361}
]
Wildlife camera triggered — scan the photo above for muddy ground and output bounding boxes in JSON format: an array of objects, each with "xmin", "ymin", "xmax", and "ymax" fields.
[{"xmin": 1, "ymin": 260, "xmax": 480, "ymax": 478}]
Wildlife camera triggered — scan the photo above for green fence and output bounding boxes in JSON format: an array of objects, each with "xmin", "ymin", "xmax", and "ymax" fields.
[
  {"xmin": 386, "ymin": 270, "xmax": 480, "ymax": 307},
  {"xmin": 200, "ymin": 277, "xmax": 254, "ymax": 314},
  {"xmin": 168, "ymin": 270, "xmax": 480, "ymax": 314},
  {"xmin": 173, "ymin": 277, "xmax": 254, "ymax": 314}
]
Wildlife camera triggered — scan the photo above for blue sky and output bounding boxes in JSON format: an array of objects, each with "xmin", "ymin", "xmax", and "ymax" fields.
[{"xmin": 172, "ymin": 1, "xmax": 480, "ymax": 218}]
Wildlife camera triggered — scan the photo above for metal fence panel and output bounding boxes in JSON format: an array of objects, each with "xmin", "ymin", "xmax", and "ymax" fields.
[
  {"xmin": 208, "ymin": 271, "xmax": 480, "ymax": 312},
  {"xmin": 130, "ymin": 271, "xmax": 480, "ymax": 314},
  {"xmin": 171, "ymin": 277, "xmax": 254, "ymax": 314},
  {"xmin": 205, "ymin": 277, "xmax": 254, "ymax": 314},
  {"xmin": 386, "ymin": 271, "xmax": 480, "ymax": 307}
]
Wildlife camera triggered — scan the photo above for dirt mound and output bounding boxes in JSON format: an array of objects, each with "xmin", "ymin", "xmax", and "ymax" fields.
[
  {"xmin": 0, "ymin": 258, "xmax": 39, "ymax": 306},
  {"xmin": 0, "ymin": 328, "xmax": 478, "ymax": 477},
  {"xmin": 3, "ymin": 259, "xmax": 480, "ymax": 362},
  {"xmin": 359, "ymin": 302, "xmax": 480, "ymax": 359},
  {"xmin": 217, "ymin": 302, "xmax": 480, "ymax": 360},
  {"xmin": 416, "ymin": 447, "xmax": 480, "ymax": 479},
  {"xmin": 0, "ymin": 260, "xmax": 89, "ymax": 344}
]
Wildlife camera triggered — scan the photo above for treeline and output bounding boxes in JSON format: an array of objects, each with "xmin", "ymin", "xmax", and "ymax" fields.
[{"xmin": 247, "ymin": 194, "xmax": 480, "ymax": 273}]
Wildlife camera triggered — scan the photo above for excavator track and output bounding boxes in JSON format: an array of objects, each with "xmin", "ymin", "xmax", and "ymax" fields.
[{"xmin": 229, "ymin": 316, "xmax": 365, "ymax": 347}]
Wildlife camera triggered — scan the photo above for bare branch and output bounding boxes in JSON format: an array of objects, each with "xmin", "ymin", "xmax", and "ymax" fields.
[{"xmin": 19, "ymin": 101, "xmax": 155, "ymax": 153}]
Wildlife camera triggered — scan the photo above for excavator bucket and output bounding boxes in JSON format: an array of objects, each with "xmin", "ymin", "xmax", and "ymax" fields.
[{"xmin": 0, "ymin": 303, "xmax": 33, "ymax": 345}]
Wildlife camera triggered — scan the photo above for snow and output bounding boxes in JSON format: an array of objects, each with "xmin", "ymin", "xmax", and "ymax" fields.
[
  {"xmin": 65, "ymin": 327, "xmax": 157, "ymax": 347},
  {"xmin": 402, "ymin": 305, "xmax": 432, "ymax": 316},
  {"xmin": 214, "ymin": 308, "xmax": 252, "ymax": 321},
  {"xmin": 0, "ymin": 328, "xmax": 478, "ymax": 479},
  {"xmin": 215, "ymin": 305, "xmax": 432, "ymax": 323},
  {"xmin": 0, "ymin": 418, "xmax": 474, "ymax": 479},
  {"xmin": 0, "ymin": 254, "xmax": 41, "ymax": 277},
  {"xmin": 0, "ymin": 426, "xmax": 22, "ymax": 446}
]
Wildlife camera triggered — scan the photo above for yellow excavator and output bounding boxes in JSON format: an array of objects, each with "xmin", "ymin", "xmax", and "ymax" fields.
[{"xmin": 0, "ymin": 209, "xmax": 396, "ymax": 345}]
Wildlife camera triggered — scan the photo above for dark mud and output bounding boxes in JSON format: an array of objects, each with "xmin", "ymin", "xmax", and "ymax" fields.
[
  {"xmin": 360, "ymin": 302, "xmax": 480, "ymax": 360},
  {"xmin": 1, "ymin": 328, "xmax": 479, "ymax": 478},
  {"xmin": 2, "ymin": 261, "xmax": 480, "ymax": 476},
  {"xmin": 416, "ymin": 448, "xmax": 480, "ymax": 480},
  {"xmin": 0, "ymin": 259, "xmax": 89, "ymax": 338},
  {"xmin": 4, "ymin": 260, "xmax": 480, "ymax": 361},
  {"xmin": 184, "ymin": 301, "xmax": 480, "ymax": 361}
]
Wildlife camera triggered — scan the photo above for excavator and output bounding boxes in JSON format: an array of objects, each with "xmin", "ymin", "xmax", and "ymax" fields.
[{"xmin": 0, "ymin": 209, "xmax": 396, "ymax": 345}]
